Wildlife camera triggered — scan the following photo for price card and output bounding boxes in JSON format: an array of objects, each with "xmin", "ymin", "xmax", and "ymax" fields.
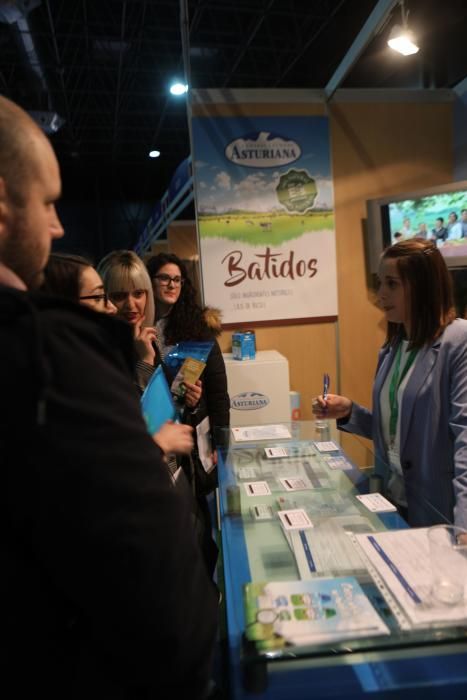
[
  {"xmin": 237, "ymin": 466, "xmax": 258, "ymax": 480},
  {"xmin": 264, "ymin": 446, "xmax": 289, "ymax": 459},
  {"xmin": 279, "ymin": 477, "xmax": 311, "ymax": 492},
  {"xmin": 314, "ymin": 441, "xmax": 340, "ymax": 453},
  {"xmin": 244, "ymin": 481, "xmax": 272, "ymax": 497},
  {"xmin": 252, "ymin": 504, "xmax": 274, "ymax": 520},
  {"xmin": 327, "ymin": 457, "xmax": 352, "ymax": 470},
  {"xmin": 278, "ymin": 508, "xmax": 313, "ymax": 530},
  {"xmin": 355, "ymin": 493, "xmax": 397, "ymax": 513}
]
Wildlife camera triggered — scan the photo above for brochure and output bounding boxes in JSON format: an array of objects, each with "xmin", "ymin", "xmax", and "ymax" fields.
[
  {"xmin": 171, "ymin": 357, "xmax": 206, "ymax": 400},
  {"xmin": 243, "ymin": 577, "xmax": 389, "ymax": 651},
  {"xmin": 140, "ymin": 365, "xmax": 178, "ymax": 434}
]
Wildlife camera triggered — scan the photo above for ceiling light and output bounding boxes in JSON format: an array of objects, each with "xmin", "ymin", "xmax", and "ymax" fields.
[
  {"xmin": 169, "ymin": 82, "xmax": 188, "ymax": 96},
  {"xmin": 149, "ymin": 150, "xmax": 160, "ymax": 158},
  {"xmin": 388, "ymin": 25, "xmax": 419, "ymax": 55},
  {"xmin": 387, "ymin": 1, "xmax": 419, "ymax": 56}
]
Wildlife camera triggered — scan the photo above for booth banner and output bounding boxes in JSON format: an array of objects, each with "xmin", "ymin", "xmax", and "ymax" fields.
[{"xmin": 191, "ymin": 115, "xmax": 337, "ymax": 325}]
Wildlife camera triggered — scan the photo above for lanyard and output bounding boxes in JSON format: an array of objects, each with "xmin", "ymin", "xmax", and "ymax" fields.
[{"xmin": 389, "ymin": 343, "xmax": 418, "ymax": 445}]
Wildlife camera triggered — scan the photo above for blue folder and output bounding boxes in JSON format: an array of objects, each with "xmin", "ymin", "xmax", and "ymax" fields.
[{"xmin": 140, "ymin": 365, "xmax": 178, "ymax": 434}]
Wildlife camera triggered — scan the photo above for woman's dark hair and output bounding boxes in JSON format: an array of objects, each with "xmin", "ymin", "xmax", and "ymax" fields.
[
  {"xmin": 146, "ymin": 252, "xmax": 218, "ymax": 343},
  {"xmin": 41, "ymin": 253, "xmax": 93, "ymax": 302},
  {"xmin": 382, "ymin": 239, "xmax": 456, "ymax": 349}
]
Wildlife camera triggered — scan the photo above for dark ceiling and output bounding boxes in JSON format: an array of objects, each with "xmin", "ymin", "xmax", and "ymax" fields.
[{"xmin": 1, "ymin": 0, "xmax": 467, "ymax": 208}]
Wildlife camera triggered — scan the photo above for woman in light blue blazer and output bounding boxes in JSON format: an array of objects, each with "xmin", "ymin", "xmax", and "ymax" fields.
[{"xmin": 314, "ymin": 239, "xmax": 467, "ymax": 530}]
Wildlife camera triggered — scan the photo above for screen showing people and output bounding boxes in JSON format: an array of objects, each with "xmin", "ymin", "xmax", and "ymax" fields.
[{"xmin": 388, "ymin": 191, "xmax": 467, "ymax": 259}]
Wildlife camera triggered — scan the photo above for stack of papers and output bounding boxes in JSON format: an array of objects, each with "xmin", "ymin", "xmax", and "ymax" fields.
[{"xmin": 355, "ymin": 529, "xmax": 467, "ymax": 626}]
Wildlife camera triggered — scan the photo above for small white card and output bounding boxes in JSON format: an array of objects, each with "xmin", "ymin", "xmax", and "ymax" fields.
[
  {"xmin": 237, "ymin": 466, "xmax": 258, "ymax": 480},
  {"xmin": 278, "ymin": 508, "xmax": 313, "ymax": 530},
  {"xmin": 327, "ymin": 457, "xmax": 352, "ymax": 470},
  {"xmin": 279, "ymin": 477, "xmax": 311, "ymax": 492},
  {"xmin": 244, "ymin": 481, "xmax": 272, "ymax": 497},
  {"xmin": 355, "ymin": 493, "xmax": 397, "ymax": 513},
  {"xmin": 264, "ymin": 446, "xmax": 289, "ymax": 459},
  {"xmin": 252, "ymin": 504, "xmax": 274, "ymax": 520},
  {"xmin": 315, "ymin": 440, "xmax": 340, "ymax": 453}
]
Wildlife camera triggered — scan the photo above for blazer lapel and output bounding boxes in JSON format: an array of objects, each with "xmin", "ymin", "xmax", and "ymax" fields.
[
  {"xmin": 400, "ymin": 338, "xmax": 441, "ymax": 454},
  {"xmin": 373, "ymin": 344, "xmax": 396, "ymax": 459}
]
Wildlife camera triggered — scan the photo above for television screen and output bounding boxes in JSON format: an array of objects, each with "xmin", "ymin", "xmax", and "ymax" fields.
[
  {"xmin": 366, "ymin": 181, "xmax": 467, "ymax": 274},
  {"xmin": 386, "ymin": 190, "xmax": 467, "ymax": 250}
]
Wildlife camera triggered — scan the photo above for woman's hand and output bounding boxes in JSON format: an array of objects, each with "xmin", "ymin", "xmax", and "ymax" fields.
[
  {"xmin": 312, "ymin": 393, "xmax": 353, "ymax": 420},
  {"xmin": 184, "ymin": 379, "xmax": 202, "ymax": 408},
  {"xmin": 153, "ymin": 421, "xmax": 194, "ymax": 455},
  {"xmin": 134, "ymin": 321, "xmax": 157, "ymax": 364}
]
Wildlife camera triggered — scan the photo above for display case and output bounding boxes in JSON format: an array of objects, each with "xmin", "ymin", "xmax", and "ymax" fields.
[{"xmin": 216, "ymin": 421, "xmax": 467, "ymax": 699}]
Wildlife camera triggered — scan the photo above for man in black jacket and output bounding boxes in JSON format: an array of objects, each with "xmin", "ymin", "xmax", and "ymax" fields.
[{"xmin": 0, "ymin": 95, "xmax": 218, "ymax": 698}]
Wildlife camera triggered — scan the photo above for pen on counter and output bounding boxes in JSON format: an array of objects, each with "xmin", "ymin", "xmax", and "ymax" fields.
[{"xmin": 322, "ymin": 372, "xmax": 330, "ymax": 402}]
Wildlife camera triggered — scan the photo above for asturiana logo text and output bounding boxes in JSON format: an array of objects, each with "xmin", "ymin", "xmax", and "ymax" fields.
[
  {"xmin": 225, "ymin": 131, "xmax": 301, "ymax": 169},
  {"xmin": 231, "ymin": 392, "xmax": 270, "ymax": 411}
]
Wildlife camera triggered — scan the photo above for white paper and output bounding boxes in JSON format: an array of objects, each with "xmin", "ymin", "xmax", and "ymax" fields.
[
  {"xmin": 196, "ymin": 416, "xmax": 215, "ymax": 473},
  {"xmin": 356, "ymin": 493, "xmax": 397, "ymax": 513},
  {"xmin": 231, "ymin": 424, "xmax": 291, "ymax": 442},
  {"xmin": 236, "ymin": 466, "xmax": 258, "ymax": 480},
  {"xmin": 355, "ymin": 528, "xmax": 467, "ymax": 626},
  {"xmin": 279, "ymin": 477, "xmax": 312, "ymax": 492},
  {"xmin": 314, "ymin": 440, "xmax": 339, "ymax": 452},
  {"xmin": 244, "ymin": 481, "xmax": 272, "ymax": 497},
  {"xmin": 252, "ymin": 504, "xmax": 274, "ymax": 520},
  {"xmin": 290, "ymin": 521, "xmax": 369, "ymax": 580},
  {"xmin": 326, "ymin": 457, "xmax": 353, "ymax": 470},
  {"xmin": 265, "ymin": 446, "xmax": 289, "ymax": 459},
  {"xmin": 278, "ymin": 508, "xmax": 313, "ymax": 531}
]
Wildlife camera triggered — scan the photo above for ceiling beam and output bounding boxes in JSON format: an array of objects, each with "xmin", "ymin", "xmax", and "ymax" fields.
[{"xmin": 325, "ymin": 0, "xmax": 399, "ymax": 100}]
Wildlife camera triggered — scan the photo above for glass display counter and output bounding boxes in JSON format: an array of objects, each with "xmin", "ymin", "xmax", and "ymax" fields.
[{"xmin": 216, "ymin": 421, "xmax": 467, "ymax": 699}]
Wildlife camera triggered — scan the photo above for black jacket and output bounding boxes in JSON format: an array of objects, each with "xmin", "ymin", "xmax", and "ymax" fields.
[
  {"xmin": 181, "ymin": 339, "xmax": 230, "ymax": 495},
  {"xmin": 1, "ymin": 287, "xmax": 218, "ymax": 699}
]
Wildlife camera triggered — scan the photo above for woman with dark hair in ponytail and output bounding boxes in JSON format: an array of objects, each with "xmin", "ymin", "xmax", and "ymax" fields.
[{"xmin": 146, "ymin": 252, "xmax": 230, "ymax": 576}]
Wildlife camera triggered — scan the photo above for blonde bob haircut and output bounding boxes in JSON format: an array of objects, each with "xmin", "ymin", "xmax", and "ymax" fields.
[{"xmin": 98, "ymin": 250, "xmax": 155, "ymax": 326}]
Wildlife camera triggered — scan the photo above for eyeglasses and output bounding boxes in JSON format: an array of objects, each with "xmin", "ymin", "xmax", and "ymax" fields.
[
  {"xmin": 79, "ymin": 293, "xmax": 110, "ymax": 305},
  {"xmin": 108, "ymin": 289, "xmax": 147, "ymax": 303},
  {"xmin": 153, "ymin": 274, "xmax": 184, "ymax": 287}
]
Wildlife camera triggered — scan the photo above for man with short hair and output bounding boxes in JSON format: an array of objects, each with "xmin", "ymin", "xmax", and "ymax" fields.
[{"xmin": 0, "ymin": 96, "xmax": 218, "ymax": 699}]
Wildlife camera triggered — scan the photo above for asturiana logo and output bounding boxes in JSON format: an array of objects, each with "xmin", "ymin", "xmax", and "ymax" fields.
[
  {"xmin": 231, "ymin": 392, "xmax": 270, "ymax": 411},
  {"xmin": 225, "ymin": 131, "xmax": 301, "ymax": 169}
]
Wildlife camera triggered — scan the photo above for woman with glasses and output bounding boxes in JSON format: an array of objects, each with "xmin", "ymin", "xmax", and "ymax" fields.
[
  {"xmin": 42, "ymin": 251, "xmax": 193, "ymax": 459},
  {"xmin": 146, "ymin": 253, "xmax": 230, "ymax": 575},
  {"xmin": 41, "ymin": 253, "xmax": 117, "ymax": 315}
]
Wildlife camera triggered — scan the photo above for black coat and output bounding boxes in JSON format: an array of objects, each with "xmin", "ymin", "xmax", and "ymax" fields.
[
  {"xmin": 1, "ymin": 287, "xmax": 218, "ymax": 699},
  {"xmin": 181, "ymin": 339, "xmax": 230, "ymax": 495}
]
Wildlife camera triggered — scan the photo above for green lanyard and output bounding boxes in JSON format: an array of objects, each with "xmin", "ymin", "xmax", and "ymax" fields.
[{"xmin": 389, "ymin": 342, "xmax": 418, "ymax": 445}]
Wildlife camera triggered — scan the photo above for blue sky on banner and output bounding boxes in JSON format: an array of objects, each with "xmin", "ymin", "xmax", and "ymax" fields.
[{"xmin": 192, "ymin": 115, "xmax": 333, "ymax": 214}]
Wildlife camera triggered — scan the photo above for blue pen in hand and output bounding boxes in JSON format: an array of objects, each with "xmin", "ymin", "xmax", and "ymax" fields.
[{"xmin": 322, "ymin": 373, "xmax": 330, "ymax": 404}]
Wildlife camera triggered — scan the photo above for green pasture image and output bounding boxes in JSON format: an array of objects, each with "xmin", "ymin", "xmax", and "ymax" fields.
[{"xmin": 199, "ymin": 211, "xmax": 334, "ymax": 244}]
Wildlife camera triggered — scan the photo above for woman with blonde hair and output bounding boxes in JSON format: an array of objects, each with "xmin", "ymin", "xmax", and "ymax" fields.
[
  {"xmin": 98, "ymin": 250, "xmax": 157, "ymax": 384},
  {"xmin": 98, "ymin": 250, "xmax": 202, "ymax": 408}
]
